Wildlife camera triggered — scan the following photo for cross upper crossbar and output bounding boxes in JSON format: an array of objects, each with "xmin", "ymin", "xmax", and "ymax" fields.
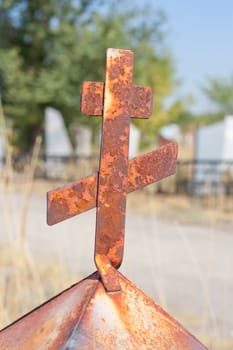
[
  {"xmin": 81, "ymin": 81, "xmax": 152, "ymax": 118},
  {"xmin": 47, "ymin": 48, "xmax": 178, "ymax": 292}
]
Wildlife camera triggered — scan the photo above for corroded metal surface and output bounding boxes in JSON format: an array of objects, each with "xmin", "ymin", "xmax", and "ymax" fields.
[
  {"xmin": 47, "ymin": 172, "xmax": 98, "ymax": 225},
  {"xmin": 94, "ymin": 49, "xmax": 133, "ymax": 279},
  {"xmin": 47, "ymin": 142, "xmax": 178, "ymax": 225},
  {"xmin": 0, "ymin": 272, "xmax": 207, "ymax": 350},
  {"xmin": 81, "ymin": 81, "xmax": 104, "ymax": 116},
  {"xmin": 0, "ymin": 273, "xmax": 99, "ymax": 350},
  {"xmin": 127, "ymin": 142, "xmax": 178, "ymax": 191}
]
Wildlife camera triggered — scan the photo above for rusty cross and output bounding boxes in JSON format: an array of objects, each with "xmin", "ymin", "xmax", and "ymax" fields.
[{"xmin": 47, "ymin": 48, "xmax": 178, "ymax": 292}]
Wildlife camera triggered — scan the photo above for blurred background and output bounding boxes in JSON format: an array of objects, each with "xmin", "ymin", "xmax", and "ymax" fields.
[{"xmin": 0, "ymin": 0, "xmax": 232, "ymax": 349}]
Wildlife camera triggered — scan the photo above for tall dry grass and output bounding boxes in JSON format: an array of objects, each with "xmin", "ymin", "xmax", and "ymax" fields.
[{"xmin": 0, "ymin": 102, "xmax": 77, "ymax": 329}]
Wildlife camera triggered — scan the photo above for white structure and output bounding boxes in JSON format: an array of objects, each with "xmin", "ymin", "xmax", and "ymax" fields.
[
  {"xmin": 222, "ymin": 116, "xmax": 233, "ymax": 161},
  {"xmin": 129, "ymin": 124, "xmax": 140, "ymax": 159},
  {"xmin": 195, "ymin": 115, "xmax": 233, "ymax": 183},
  {"xmin": 45, "ymin": 107, "xmax": 73, "ymax": 157},
  {"xmin": 75, "ymin": 125, "xmax": 92, "ymax": 158},
  {"xmin": 159, "ymin": 124, "xmax": 182, "ymax": 143},
  {"xmin": 45, "ymin": 107, "xmax": 73, "ymax": 177}
]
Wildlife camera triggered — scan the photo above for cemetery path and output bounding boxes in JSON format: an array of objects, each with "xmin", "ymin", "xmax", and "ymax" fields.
[{"xmin": 1, "ymin": 190, "xmax": 233, "ymax": 342}]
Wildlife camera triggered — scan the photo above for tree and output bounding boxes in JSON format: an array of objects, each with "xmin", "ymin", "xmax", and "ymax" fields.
[
  {"xmin": 0, "ymin": 0, "xmax": 183, "ymax": 150},
  {"xmin": 203, "ymin": 75, "xmax": 233, "ymax": 115},
  {"xmin": 190, "ymin": 75, "xmax": 233, "ymax": 128}
]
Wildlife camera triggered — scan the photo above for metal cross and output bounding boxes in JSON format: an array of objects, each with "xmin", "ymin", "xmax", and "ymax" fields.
[{"xmin": 47, "ymin": 48, "xmax": 178, "ymax": 292}]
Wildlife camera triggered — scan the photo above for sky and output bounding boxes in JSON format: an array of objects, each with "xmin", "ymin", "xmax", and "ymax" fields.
[{"xmin": 134, "ymin": 0, "xmax": 233, "ymax": 113}]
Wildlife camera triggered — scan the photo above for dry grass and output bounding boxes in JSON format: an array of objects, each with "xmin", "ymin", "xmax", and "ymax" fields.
[
  {"xmin": 0, "ymin": 102, "xmax": 78, "ymax": 330},
  {"xmin": 127, "ymin": 191, "xmax": 233, "ymax": 350},
  {"xmin": 128, "ymin": 190, "xmax": 233, "ymax": 230},
  {"xmin": 0, "ymin": 244, "xmax": 76, "ymax": 329}
]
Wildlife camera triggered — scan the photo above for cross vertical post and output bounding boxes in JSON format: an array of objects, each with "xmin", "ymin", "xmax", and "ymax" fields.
[
  {"xmin": 81, "ymin": 49, "xmax": 153, "ymax": 291},
  {"xmin": 94, "ymin": 49, "xmax": 132, "ymax": 289}
]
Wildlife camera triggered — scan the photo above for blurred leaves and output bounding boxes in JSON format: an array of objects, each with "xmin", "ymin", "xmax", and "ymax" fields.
[
  {"xmin": 203, "ymin": 75, "xmax": 233, "ymax": 115},
  {"xmin": 0, "ymin": 0, "xmax": 184, "ymax": 149},
  {"xmin": 189, "ymin": 75, "xmax": 233, "ymax": 129}
]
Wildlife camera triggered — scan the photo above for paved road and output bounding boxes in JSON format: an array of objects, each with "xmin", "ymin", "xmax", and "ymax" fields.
[{"xmin": 1, "ymin": 191, "xmax": 233, "ymax": 344}]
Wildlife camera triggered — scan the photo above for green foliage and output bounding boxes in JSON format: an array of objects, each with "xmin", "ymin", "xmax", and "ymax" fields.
[
  {"xmin": 203, "ymin": 75, "xmax": 233, "ymax": 115},
  {"xmin": 0, "ymin": 0, "xmax": 183, "ymax": 150},
  {"xmin": 191, "ymin": 75, "xmax": 233, "ymax": 129},
  {"xmin": 172, "ymin": 110, "xmax": 195, "ymax": 131},
  {"xmin": 192, "ymin": 112, "xmax": 224, "ymax": 128}
]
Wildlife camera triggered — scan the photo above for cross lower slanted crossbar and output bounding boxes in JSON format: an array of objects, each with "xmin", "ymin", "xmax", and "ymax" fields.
[{"xmin": 47, "ymin": 143, "xmax": 178, "ymax": 225}]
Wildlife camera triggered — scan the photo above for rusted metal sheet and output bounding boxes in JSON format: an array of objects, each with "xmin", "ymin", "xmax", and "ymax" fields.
[
  {"xmin": 0, "ymin": 272, "xmax": 207, "ymax": 350},
  {"xmin": 47, "ymin": 142, "xmax": 177, "ymax": 225},
  {"xmin": 0, "ymin": 273, "xmax": 99, "ymax": 350}
]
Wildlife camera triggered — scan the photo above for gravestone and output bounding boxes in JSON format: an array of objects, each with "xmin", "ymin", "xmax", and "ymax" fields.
[
  {"xmin": 75, "ymin": 125, "xmax": 92, "ymax": 158},
  {"xmin": 159, "ymin": 123, "xmax": 182, "ymax": 144},
  {"xmin": 45, "ymin": 107, "xmax": 73, "ymax": 178},
  {"xmin": 195, "ymin": 116, "xmax": 233, "ymax": 180},
  {"xmin": 222, "ymin": 116, "xmax": 233, "ymax": 161},
  {"xmin": 195, "ymin": 115, "xmax": 233, "ymax": 194},
  {"xmin": 129, "ymin": 124, "xmax": 140, "ymax": 158}
]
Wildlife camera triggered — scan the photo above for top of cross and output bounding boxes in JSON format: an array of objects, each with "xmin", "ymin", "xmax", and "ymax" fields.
[{"xmin": 81, "ymin": 49, "xmax": 152, "ymax": 119}]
